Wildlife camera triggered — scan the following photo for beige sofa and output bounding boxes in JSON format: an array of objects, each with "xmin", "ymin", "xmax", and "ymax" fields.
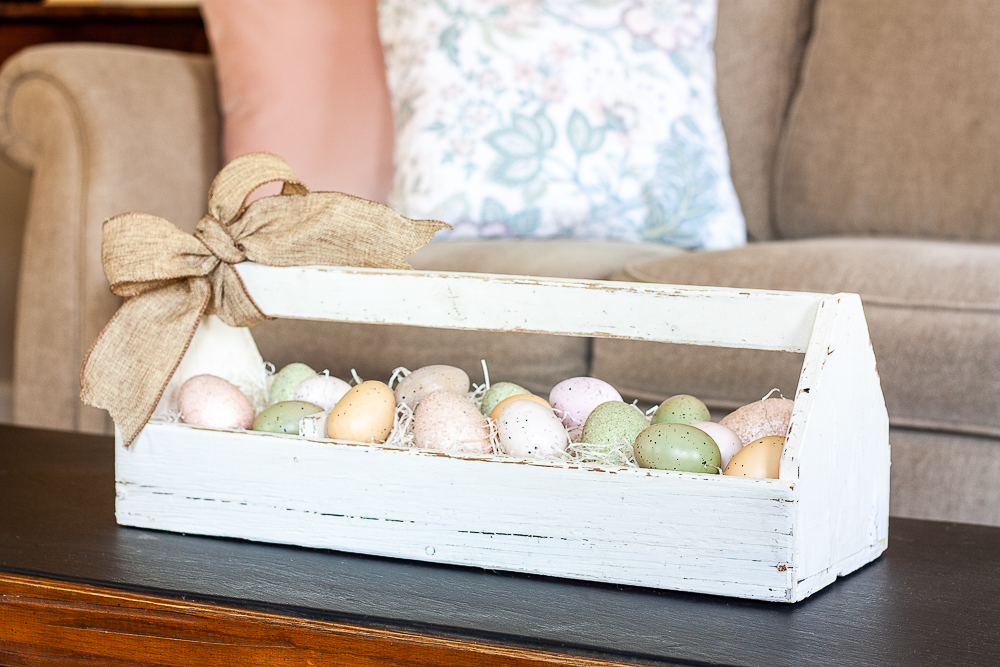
[{"xmin": 1, "ymin": 0, "xmax": 997, "ymax": 524}]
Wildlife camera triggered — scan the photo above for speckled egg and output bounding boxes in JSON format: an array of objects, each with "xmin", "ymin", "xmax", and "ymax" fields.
[
  {"xmin": 177, "ymin": 374, "xmax": 255, "ymax": 430},
  {"xmin": 651, "ymin": 394, "xmax": 711, "ymax": 425},
  {"xmin": 268, "ymin": 363, "xmax": 316, "ymax": 405},
  {"xmin": 480, "ymin": 381, "xmax": 530, "ymax": 416},
  {"xmin": 634, "ymin": 423, "xmax": 721, "ymax": 473},
  {"xmin": 489, "ymin": 394, "xmax": 551, "ymax": 420},
  {"xmin": 253, "ymin": 400, "xmax": 323, "ymax": 434},
  {"xmin": 497, "ymin": 399, "xmax": 568, "ymax": 458},
  {"xmin": 548, "ymin": 377, "xmax": 623, "ymax": 431},
  {"xmin": 327, "ymin": 380, "xmax": 396, "ymax": 443},
  {"xmin": 412, "ymin": 390, "xmax": 491, "ymax": 453},
  {"xmin": 394, "ymin": 365, "xmax": 470, "ymax": 409},
  {"xmin": 580, "ymin": 401, "xmax": 650, "ymax": 447},
  {"xmin": 294, "ymin": 374, "xmax": 351, "ymax": 411},
  {"xmin": 690, "ymin": 421, "xmax": 744, "ymax": 469},
  {"xmin": 724, "ymin": 435, "xmax": 785, "ymax": 479},
  {"xmin": 720, "ymin": 398, "xmax": 794, "ymax": 446}
]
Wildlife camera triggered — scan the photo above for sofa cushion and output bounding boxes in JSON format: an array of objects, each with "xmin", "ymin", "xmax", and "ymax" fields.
[
  {"xmin": 591, "ymin": 238, "xmax": 1000, "ymax": 438},
  {"xmin": 774, "ymin": 0, "xmax": 1000, "ymax": 242},
  {"xmin": 714, "ymin": 0, "xmax": 813, "ymax": 241},
  {"xmin": 252, "ymin": 240, "xmax": 684, "ymax": 397}
]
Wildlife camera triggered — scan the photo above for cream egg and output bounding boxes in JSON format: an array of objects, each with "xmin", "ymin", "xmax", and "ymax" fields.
[
  {"xmin": 412, "ymin": 390, "xmax": 491, "ymax": 453},
  {"xmin": 177, "ymin": 374, "xmax": 255, "ymax": 430},
  {"xmin": 294, "ymin": 374, "xmax": 352, "ymax": 411},
  {"xmin": 690, "ymin": 421, "xmax": 744, "ymax": 469},
  {"xmin": 497, "ymin": 399, "xmax": 569, "ymax": 458},
  {"xmin": 394, "ymin": 364, "xmax": 470, "ymax": 409},
  {"xmin": 548, "ymin": 377, "xmax": 623, "ymax": 431}
]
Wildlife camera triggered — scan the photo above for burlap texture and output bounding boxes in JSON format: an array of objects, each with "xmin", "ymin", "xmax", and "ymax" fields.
[{"xmin": 80, "ymin": 152, "xmax": 446, "ymax": 446}]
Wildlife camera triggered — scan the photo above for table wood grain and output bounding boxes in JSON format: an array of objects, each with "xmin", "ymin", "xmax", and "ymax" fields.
[{"xmin": 2, "ymin": 424, "xmax": 999, "ymax": 666}]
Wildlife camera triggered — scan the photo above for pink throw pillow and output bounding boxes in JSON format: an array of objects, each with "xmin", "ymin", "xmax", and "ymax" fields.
[{"xmin": 201, "ymin": 0, "xmax": 394, "ymax": 203}]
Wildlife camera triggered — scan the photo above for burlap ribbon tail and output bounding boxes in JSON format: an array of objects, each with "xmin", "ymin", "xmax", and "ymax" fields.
[{"xmin": 80, "ymin": 152, "xmax": 447, "ymax": 446}]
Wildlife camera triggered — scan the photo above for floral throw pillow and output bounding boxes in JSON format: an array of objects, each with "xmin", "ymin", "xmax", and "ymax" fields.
[{"xmin": 378, "ymin": 0, "xmax": 746, "ymax": 249}]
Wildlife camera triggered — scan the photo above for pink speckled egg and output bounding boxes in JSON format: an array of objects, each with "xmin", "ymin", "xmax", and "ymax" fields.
[
  {"xmin": 412, "ymin": 390, "xmax": 491, "ymax": 453},
  {"xmin": 177, "ymin": 374, "xmax": 255, "ymax": 430},
  {"xmin": 690, "ymin": 421, "xmax": 744, "ymax": 470},
  {"xmin": 720, "ymin": 398, "xmax": 794, "ymax": 446},
  {"xmin": 497, "ymin": 399, "xmax": 569, "ymax": 458},
  {"xmin": 548, "ymin": 377, "xmax": 623, "ymax": 431},
  {"xmin": 394, "ymin": 365, "xmax": 470, "ymax": 409}
]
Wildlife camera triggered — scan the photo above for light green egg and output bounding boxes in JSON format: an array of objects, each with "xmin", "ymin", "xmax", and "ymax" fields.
[
  {"xmin": 651, "ymin": 394, "xmax": 711, "ymax": 425},
  {"xmin": 268, "ymin": 363, "xmax": 317, "ymax": 405},
  {"xmin": 634, "ymin": 423, "xmax": 721, "ymax": 473},
  {"xmin": 580, "ymin": 401, "xmax": 649, "ymax": 447},
  {"xmin": 252, "ymin": 400, "xmax": 323, "ymax": 434},
  {"xmin": 480, "ymin": 381, "xmax": 529, "ymax": 416}
]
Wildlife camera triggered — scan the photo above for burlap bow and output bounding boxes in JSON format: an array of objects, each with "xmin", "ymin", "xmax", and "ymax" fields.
[{"xmin": 81, "ymin": 152, "xmax": 448, "ymax": 446}]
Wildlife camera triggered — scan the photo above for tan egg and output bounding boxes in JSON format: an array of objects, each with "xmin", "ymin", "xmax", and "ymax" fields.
[
  {"xmin": 723, "ymin": 435, "xmax": 785, "ymax": 479},
  {"xmin": 412, "ymin": 390, "xmax": 491, "ymax": 453},
  {"xmin": 720, "ymin": 398, "xmax": 794, "ymax": 446},
  {"xmin": 489, "ymin": 394, "xmax": 552, "ymax": 420},
  {"xmin": 327, "ymin": 380, "xmax": 396, "ymax": 443},
  {"xmin": 393, "ymin": 364, "xmax": 470, "ymax": 408}
]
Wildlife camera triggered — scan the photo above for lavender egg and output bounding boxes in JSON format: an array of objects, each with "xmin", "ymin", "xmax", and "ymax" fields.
[
  {"xmin": 548, "ymin": 377, "xmax": 623, "ymax": 431},
  {"xmin": 177, "ymin": 374, "xmax": 255, "ymax": 430},
  {"xmin": 690, "ymin": 421, "xmax": 744, "ymax": 470},
  {"xmin": 497, "ymin": 399, "xmax": 568, "ymax": 458},
  {"xmin": 294, "ymin": 374, "xmax": 352, "ymax": 411}
]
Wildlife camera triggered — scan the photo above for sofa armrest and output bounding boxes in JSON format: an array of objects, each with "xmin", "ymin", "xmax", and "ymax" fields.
[{"xmin": 0, "ymin": 43, "xmax": 221, "ymax": 434}]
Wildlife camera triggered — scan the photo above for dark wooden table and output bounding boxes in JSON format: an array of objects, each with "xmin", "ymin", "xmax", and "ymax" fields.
[
  {"xmin": 1, "ymin": 424, "xmax": 998, "ymax": 666},
  {"xmin": 0, "ymin": 3, "xmax": 207, "ymax": 67}
]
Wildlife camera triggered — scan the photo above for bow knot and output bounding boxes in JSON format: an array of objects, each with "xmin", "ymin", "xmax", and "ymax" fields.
[
  {"xmin": 195, "ymin": 215, "xmax": 247, "ymax": 264},
  {"xmin": 81, "ymin": 152, "xmax": 448, "ymax": 447}
]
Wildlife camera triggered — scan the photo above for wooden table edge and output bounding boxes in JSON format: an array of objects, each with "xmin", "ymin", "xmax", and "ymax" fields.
[{"xmin": 0, "ymin": 571, "xmax": 666, "ymax": 667}]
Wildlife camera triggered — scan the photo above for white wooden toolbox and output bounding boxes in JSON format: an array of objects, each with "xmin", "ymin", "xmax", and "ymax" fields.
[{"xmin": 116, "ymin": 263, "xmax": 890, "ymax": 603}]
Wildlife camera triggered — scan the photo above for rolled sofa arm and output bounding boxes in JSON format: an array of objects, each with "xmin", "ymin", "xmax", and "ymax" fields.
[{"xmin": 0, "ymin": 44, "xmax": 220, "ymax": 434}]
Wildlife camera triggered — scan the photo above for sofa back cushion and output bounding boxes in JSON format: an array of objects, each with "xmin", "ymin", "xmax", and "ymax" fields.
[
  {"xmin": 714, "ymin": 0, "xmax": 813, "ymax": 241},
  {"xmin": 774, "ymin": 0, "xmax": 1000, "ymax": 242}
]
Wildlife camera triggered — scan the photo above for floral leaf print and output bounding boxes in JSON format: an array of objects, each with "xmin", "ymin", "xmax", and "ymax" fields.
[
  {"xmin": 439, "ymin": 24, "xmax": 462, "ymax": 65},
  {"xmin": 481, "ymin": 197, "xmax": 507, "ymax": 224},
  {"xmin": 567, "ymin": 110, "xmax": 605, "ymax": 156},
  {"xmin": 506, "ymin": 207, "xmax": 541, "ymax": 235},
  {"xmin": 486, "ymin": 111, "xmax": 556, "ymax": 185},
  {"xmin": 640, "ymin": 116, "xmax": 718, "ymax": 246}
]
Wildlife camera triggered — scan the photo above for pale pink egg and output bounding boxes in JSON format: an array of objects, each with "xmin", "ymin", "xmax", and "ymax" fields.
[
  {"xmin": 412, "ymin": 390, "xmax": 491, "ymax": 453},
  {"xmin": 548, "ymin": 377, "xmax": 623, "ymax": 431},
  {"xmin": 497, "ymin": 399, "xmax": 569, "ymax": 458},
  {"xmin": 177, "ymin": 374, "xmax": 255, "ymax": 430}
]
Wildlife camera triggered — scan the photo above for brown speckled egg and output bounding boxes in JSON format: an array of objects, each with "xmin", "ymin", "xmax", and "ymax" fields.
[
  {"xmin": 412, "ymin": 390, "xmax": 491, "ymax": 453},
  {"xmin": 327, "ymin": 380, "xmax": 396, "ymax": 443},
  {"xmin": 177, "ymin": 374, "xmax": 255, "ymax": 430},
  {"xmin": 720, "ymin": 398, "xmax": 794, "ymax": 446}
]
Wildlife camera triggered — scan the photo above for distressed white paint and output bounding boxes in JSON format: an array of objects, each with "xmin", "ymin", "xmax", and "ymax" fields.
[
  {"xmin": 236, "ymin": 263, "xmax": 824, "ymax": 352},
  {"xmin": 116, "ymin": 266, "xmax": 890, "ymax": 603}
]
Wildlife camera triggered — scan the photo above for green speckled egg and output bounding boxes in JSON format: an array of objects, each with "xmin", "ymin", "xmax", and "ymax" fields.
[
  {"xmin": 268, "ymin": 363, "xmax": 317, "ymax": 405},
  {"xmin": 651, "ymin": 394, "xmax": 711, "ymax": 425},
  {"xmin": 480, "ymin": 381, "xmax": 529, "ymax": 416},
  {"xmin": 253, "ymin": 400, "xmax": 323, "ymax": 434},
  {"xmin": 580, "ymin": 401, "xmax": 649, "ymax": 446},
  {"xmin": 634, "ymin": 423, "xmax": 721, "ymax": 473}
]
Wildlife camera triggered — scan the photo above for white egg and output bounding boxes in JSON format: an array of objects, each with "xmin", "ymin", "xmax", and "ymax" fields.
[
  {"xmin": 691, "ymin": 421, "xmax": 744, "ymax": 469},
  {"xmin": 497, "ymin": 399, "xmax": 568, "ymax": 458},
  {"xmin": 294, "ymin": 374, "xmax": 352, "ymax": 411}
]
